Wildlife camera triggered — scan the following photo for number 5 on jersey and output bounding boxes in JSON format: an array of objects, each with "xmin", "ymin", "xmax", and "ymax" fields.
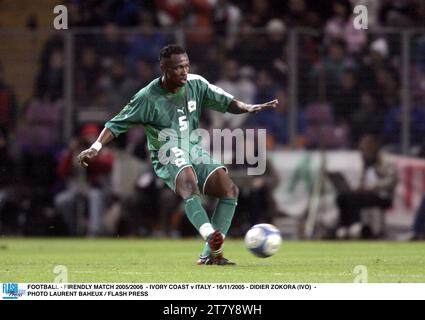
[{"xmin": 178, "ymin": 116, "xmax": 188, "ymax": 132}]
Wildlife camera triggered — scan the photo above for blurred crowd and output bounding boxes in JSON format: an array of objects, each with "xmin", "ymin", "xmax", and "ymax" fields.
[{"xmin": 0, "ymin": 0, "xmax": 425, "ymax": 237}]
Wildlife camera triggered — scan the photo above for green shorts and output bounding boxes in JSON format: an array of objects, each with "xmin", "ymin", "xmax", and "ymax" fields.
[{"xmin": 151, "ymin": 145, "xmax": 227, "ymax": 194}]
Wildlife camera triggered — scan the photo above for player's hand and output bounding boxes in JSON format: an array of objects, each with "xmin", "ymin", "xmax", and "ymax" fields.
[
  {"xmin": 247, "ymin": 99, "xmax": 278, "ymax": 113},
  {"xmin": 77, "ymin": 148, "xmax": 98, "ymax": 167}
]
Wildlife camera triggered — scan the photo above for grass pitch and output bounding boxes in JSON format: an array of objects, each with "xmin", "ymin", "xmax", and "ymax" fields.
[{"xmin": 0, "ymin": 238, "xmax": 424, "ymax": 283}]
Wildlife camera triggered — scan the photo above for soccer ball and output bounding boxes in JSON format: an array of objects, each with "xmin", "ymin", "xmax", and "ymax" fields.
[{"xmin": 244, "ymin": 224, "xmax": 282, "ymax": 258}]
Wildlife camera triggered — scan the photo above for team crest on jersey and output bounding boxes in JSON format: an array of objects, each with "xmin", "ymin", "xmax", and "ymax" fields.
[{"xmin": 188, "ymin": 100, "xmax": 196, "ymax": 113}]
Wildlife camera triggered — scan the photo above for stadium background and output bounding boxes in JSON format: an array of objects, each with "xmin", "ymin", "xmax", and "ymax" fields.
[{"xmin": 0, "ymin": 0, "xmax": 424, "ymax": 241}]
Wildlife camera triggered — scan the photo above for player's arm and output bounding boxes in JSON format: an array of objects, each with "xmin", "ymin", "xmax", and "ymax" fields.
[
  {"xmin": 77, "ymin": 127, "xmax": 115, "ymax": 167},
  {"xmin": 227, "ymin": 99, "xmax": 278, "ymax": 114}
]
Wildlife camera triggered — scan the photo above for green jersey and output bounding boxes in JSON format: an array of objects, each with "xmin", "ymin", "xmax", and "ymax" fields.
[
  {"xmin": 105, "ymin": 74, "xmax": 234, "ymax": 192},
  {"xmin": 105, "ymin": 73, "xmax": 233, "ymax": 151}
]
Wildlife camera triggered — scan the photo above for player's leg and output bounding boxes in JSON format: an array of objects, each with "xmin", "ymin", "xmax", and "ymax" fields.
[
  {"xmin": 153, "ymin": 151, "xmax": 225, "ymax": 263},
  {"xmin": 175, "ymin": 166, "xmax": 225, "ymax": 258},
  {"xmin": 198, "ymin": 167, "xmax": 239, "ymax": 264},
  {"xmin": 204, "ymin": 168, "xmax": 239, "ymax": 234},
  {"xmin": 175, "ymin": 166, "xmax": 214, "ymax": 239}
]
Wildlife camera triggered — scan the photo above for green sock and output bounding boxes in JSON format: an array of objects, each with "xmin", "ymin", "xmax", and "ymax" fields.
[
  {"xmin": 184, "ymin": 194, "xmax": 211, "ymax": 231},
  {"xmin": 200, "ymin": 197, "xmax": 238, "ymax": 258}
]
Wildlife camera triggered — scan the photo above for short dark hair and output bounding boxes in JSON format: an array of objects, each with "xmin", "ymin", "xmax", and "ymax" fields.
[{"xmin": 159, "ymin": 44, "xmax": 186, "ymax": 61}]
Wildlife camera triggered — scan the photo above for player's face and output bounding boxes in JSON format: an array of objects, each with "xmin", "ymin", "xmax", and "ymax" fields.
[
  {"xmin": 359, "ymin": 136, "xmax": 379, "ymax": 163},
  {"xmin": 162, "ymin": 54, "xmax": 190, "ymax": 87}
]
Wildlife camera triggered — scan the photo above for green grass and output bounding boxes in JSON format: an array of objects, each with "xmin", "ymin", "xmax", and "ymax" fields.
[{"xmin": 0, "ymin": 238, "xmax": 424, "ymax": 283}]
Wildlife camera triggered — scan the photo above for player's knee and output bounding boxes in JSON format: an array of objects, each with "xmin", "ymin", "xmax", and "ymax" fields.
[
  {"xmin": 179, "ymin": 180, "xmax": 200, "ymax": 198},
  {"xmin": 224, "ymin": 183, "xmax": 239, "ymax": 198}
]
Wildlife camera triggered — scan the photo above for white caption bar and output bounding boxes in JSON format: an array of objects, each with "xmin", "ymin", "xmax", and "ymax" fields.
[{"xmin": 1, "ymin": 283, "xmax": 425, "ymax": 300}]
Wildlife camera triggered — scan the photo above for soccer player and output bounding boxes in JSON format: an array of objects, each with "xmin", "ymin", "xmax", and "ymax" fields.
[{"xmin": 77, "ymin": 44, "xmax": 277, "ymax": 265}]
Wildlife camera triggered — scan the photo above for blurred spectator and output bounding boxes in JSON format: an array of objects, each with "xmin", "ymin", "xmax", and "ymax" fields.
[
  {"xmin": 261, "ymin": 19, "xmax": 287, "ymax": 66},
  {"xmin": 0, "ymin": 127, "xmax": 19, "ymax": 233},
  {"xmin": 64, "ymin": 0, "xmax": 155, "ymax": 27},
  {"xmin": 155, "ymin": 0, "xmax": 187, "ymax": 27},
  {"xmin": 212, "ymin": 0, "xmax": 241, "ymax": 50},
  {"xmin": 54, "ymin": 124, "xmax": 113, "ymax": 236},
  {"xmin": 133, "ymin": 58, "xmax": 156, "ymax": 88},
  {"xmin": 254, "ymin": 69, "xmax": 278, "ymax": 105},
  {"xmin": 304, "ymin": 102, "xmax": 348, "ymax": 149},
  {"xmin": 412, "ymin": 36, "xmax": 425, "ymax": 102},
  {"xmin": 96, "ymin": 22, "xmax": 129, "ymax": 69},
  {"xmin": 358, "ymin": 37, "xmax": 398, "ymax": 111},
  {"xmin": 383, "ymin": 104, "xmax": 425, "ymax": 154},
  {"xmin": 270, "ymin": 42, "xmax": 289, "ymax": 86},
  {"xmin": 417, "ymin": 0, "xmax": 425, "ymax": 27},
  {"xmin": 15, "ymin": 98, "xmax": 61, "ymax": 235},
  {"xmin": 193, "ymin": 45, "xmax": 224, "ymax": 83},
  {"xmin": 229, "ymin": 21, "xmax": 267, "ymax": 69},
  {"xmin": 35, "ymin": 49, "xmax": 64, "ymax": 101},
  {"xmin": 91, "ymin": 88, "xmax": 114, "ymax": 111},
  {"xmin": 185, "ymin": 0, "xmax": 216, "ymax": 63},
  {"xmin": 128, "ymin": 12, "xmax": 170, "ymax": 68},
  {"xmin": 308, "ymin": 39, "xmax": 354, "ymax": 103},
  {"xmin": 38, "ymin": 34, "xmax": 64, "ymax": 75},
  {"xmin": 112, "ymin": 0, "xmax": 141, "ymax": 27},
  {"xmin": 248, "ymin": 88, "xmax": 306, "ymax": 148},
  {"xmin": 75, "ymin": 47, "xmax": 103, "ymax": 106},
  {"xmin": 375, "ymin": 66, "xmax": 399, "ymax": 111},
  {"xmin": 121, "ymin": 166, "xmax": 181, "ymax": 237},
  {"xmin": 0, "ymin": 61, "xmax": 17, "ymax": 132},
  {"xmin": 103, "ymin": 137, "xmax": 157, "ymax": 236},
  {"xmin": 98, "ymin": 59, "xmax": 137, "ymax": 115},
  {"xmin": 66, "ymin": 0, "xmax": 86, "ymax": 27},
  {"xmin": 405, "ymin": 195, "xmax": 425, "ymax": 240},
  {"xmin": 210, "ymin": 59, "xmax": 256, "ymax": 129},
  {"xmin": 331, "ymin": 68, "xmax": 359, "ymax": 125},
  {"xmin": 284, "ymin": 0, "xmax": 312, "ymax": 27},
  {"xmin": 247, "ymin": 0, "xmax": 273, "ymax": 28},
  {"xmin": 379, "ymin": 0, "xmax": 424, "ymax": 27},
  {"xmin": 216, "ymin": 59, "xmax": 256, "ymax": 104},
  {"xmin": 350, "ymin": 91, "xmax": 384, "ymax": 147},
  {"xmin": 227, "ymin": 134, "xmax": 279, "ymax": 235},
  {"xmin": 17, "ymin": 98, "xmax": 63, "ymax": 148},
  {"xmin": 0, "ymin": 127, "xmax": 14, "ymax": 190},
  {"xmin": 325, "ymin": 0, "xmax": 352, "ymax": 33},
  {"xmin": 335, "ymin": 134, "xmax": 397, "ymax": 239},
  {"xmin": 325, "ymin": 0, "xmax": 367, "ymax": 55}
]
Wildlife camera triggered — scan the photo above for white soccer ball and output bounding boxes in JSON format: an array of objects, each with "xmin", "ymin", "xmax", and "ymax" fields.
[{"xmin": 244, "ymin": 224, "xmax": 282, "ymax": 258}]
